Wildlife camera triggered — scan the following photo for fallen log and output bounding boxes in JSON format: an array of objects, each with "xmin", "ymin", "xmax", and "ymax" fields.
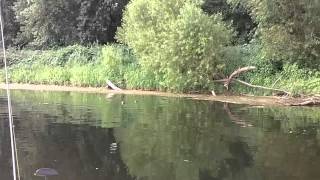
[
  {"xmin": 234, "ymin": 79, "xmax": 291, "ymax": 95},
  {"xmin": 106, "ymin": 80, "xmax": 122, "ymax": 91},
  {"xmin": 281, "ymin": 97, "xmax": 320, "ymax": 106},
  {"xmin": 224, "ymin": 66, "xmax": 256, "ymax": 89},
  {"xmin": 214, "ymin": 78, "xmax": 291, "ymax": 95},
  {"xmin": 214, "ymin": 66, "xmax": 291, "ymax": 96}
]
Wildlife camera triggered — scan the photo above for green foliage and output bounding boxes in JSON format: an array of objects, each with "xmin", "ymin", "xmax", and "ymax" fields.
[
  {"xmin": 12, "ymin": 0, "xmax": 129, "ymax": 47},
  {"xmin": 124, "ymin": 66, "xmax": 159, "ymax": 90},
  {"xmin": 4, "ymin": 44, "xmax": 140, "ymax": 88},
  {"xmin": 7, "ymin": 45, "xmax": 100, "ymax": 67},
  {"xmin": 13, "ymin": 0, "xmax": 80, "ymax": 47},
  {"xmin": 100, "ymin": 45, "xmax": 136, "ymax": 87},
  {"xmin": 268, "ymin": 64, "xmax": 320, "ymax": 95},
  {"xmin": 0, "ymin": 70, "xmax": 5, "ymax": 82},
  {"xmin": 1, "ymin": 0, "xmax": 19, "ymax": 46},
  {"xmin": 77, "ymin": 0, "xmax": 129, "ymax": 44},
  {"xmin": 69, "ymin": 64, "xmax": 99, "ymax": 86},
  {"xmin": 5, "ymin": 45, "xmax": 101, "ymax": 86},
  {"xmin": 10, "ymin": 65, "xmax": 70, "ymax": 85},
  {"xmin": 202, "ymin": 0, "xmax": 255, "ymax": 43},
  {"xmin": 99, "ymin": 44, "xmax": 158, "ymax": 89},
  {"xmin": 216, "ymin": 43, "xmax": 320, "ymax": 95},
  {"xmin": 1, "ymin": 0, "xmax": 319, "ymax": 95},
  {"xmin": 228, "ymin": 0, "xmax": 320, "ymax": 69},
  {"xmin": 242, "ymin": 63, "xmax": 320, "ymax": 95},
  {"xmin": 118, "ymin": 0, "xmax": 233, "ymax": 92}
]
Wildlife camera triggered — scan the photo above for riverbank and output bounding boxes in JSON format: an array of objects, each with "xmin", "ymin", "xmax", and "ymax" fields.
[
  {"xmin": 2, "ymin": 45, "xmax": 320, "ymax": 96},
  {"xmin": 0, "ymin": 83, "xmax": 310, "ymax": 107}
]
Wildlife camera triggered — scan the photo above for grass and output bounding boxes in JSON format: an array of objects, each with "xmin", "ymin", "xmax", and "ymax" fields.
[
  {"xmin": 241, "ymin": 64, "xmax": 320, "ymax": 96},
  {"xmin": 1, "ymin": 44, "xmax": 159, "ymax": 90}
]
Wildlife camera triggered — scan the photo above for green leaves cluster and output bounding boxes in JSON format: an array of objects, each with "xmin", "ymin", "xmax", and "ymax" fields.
[
  {"xmin": 4, "ymin": 0, "xmax": 129, "ymax": 48},
  {"xmin": 0, "ymin": 0, "xmax": 19, "ymax": 46},
  {"xmin": 228, "ymin": 0, "xmax": 320, "ymax": 69},
  {"xmin": 117, "ymin": 0, "xmax": 233, "ymax": 92},
  {"xmin": 2, "ymin": 0, "xmax": 319, "ymax": 94}
]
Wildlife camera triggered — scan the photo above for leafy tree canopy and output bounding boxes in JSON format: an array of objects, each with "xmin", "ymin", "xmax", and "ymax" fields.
[
  {"xmin": 228, "ymin": 0, "xmax": 320, "ymax": 69},
  {"xmin": 12, "ymin": 0, "xmax": 129, "ymax": 48},
  {"xmin": 117, "ymin": 0, "xmax": 233, "ymax": 92}
]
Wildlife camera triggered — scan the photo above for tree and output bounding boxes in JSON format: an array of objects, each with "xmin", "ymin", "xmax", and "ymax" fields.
[
  {"xmin": 0, "ymin": 0, "xmax": 19, "ymax": 47},
  {"xmin": 114, "ymin": 97, "xmax": 254, "ymax": 180},
  {"xmin": 77, "ymin": 0, "xmax": 129, "ymax": 44},
  {"xmin": 14, "ymin": 0, "xmax": 80, "ymax": 47},
  {"xmin": 13, "ymin": 0, "xmax": 129, "ymax": 48},
  {"xmin": 228, "ymin": 0, "xmax": 320, "ymax": 69},
  {"xmin": 202, "ymin": 0, "xmax": 256, "ymax": 43},
  {"xmin": 117, "ymin": 0, "xmax": 233, "ymax": 92}
]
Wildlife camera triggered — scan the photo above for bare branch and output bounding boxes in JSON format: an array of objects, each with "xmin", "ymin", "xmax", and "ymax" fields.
[
  {"xmin": 234, "ymin": 79, "xmax": 291, "ymax": 95},
  {"xmin": 224, "ymin": 66, "xmax": 256, "ymax": 89}
]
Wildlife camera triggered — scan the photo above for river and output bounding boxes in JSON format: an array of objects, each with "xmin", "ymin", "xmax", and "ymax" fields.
[{"xmin": 1, "ymin": 90, "xmax": 320, "ymax": 180}]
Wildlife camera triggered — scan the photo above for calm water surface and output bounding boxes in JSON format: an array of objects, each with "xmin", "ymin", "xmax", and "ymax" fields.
[{"xmin": 1, "ymin": 90, "xmax": 320, "ymax": 180}]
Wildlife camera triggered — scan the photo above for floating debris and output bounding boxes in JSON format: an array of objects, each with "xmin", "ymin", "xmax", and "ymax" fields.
[
  {"xmin": 110, "ymin": 143, "xmax": 118, "ymax": 154},
  {"xmin": 34, "ymin": 168, "xmax": 58, "ymax": 177}
]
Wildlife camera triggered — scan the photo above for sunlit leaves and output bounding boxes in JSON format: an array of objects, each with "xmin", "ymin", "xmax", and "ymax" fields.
[
  {"xmin": 117, "ymin": 0, "xmax": 233, "ymax": 92},
  {"xmin": 228, "ymin": 0, "xmax": 320, "ymax": 69}
]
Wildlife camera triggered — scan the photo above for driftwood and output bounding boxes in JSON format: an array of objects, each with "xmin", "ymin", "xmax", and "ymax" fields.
[
  {"xmin": 214, "ymin": 66, "xmax": 291, "ymax": 96},
  {"xmin": 214, "ymin": 66, "xmax": 320, "ymax": 106},
  {"xmin": 224, "ymin": 66, "xmax": 256, "ymax": 89},
  {"xmin": 106, "ymin": 80, "xmax": 122, "ymax": 91},
  {"xmin": 282, "ymin": 97, "xmax": 320, "ymax": 106},
  {"xmin": 234, "ymin": 79, "xmax": 291, "ymax": 95},
  {"xmin": 211, "ymin": 90, "xmax": 217, "ymax": 96}
]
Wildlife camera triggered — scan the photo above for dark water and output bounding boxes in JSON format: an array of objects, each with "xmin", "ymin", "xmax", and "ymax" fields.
[{"xmin": 1, "ymin": 90, "xmax": 320, "ymax": 180}]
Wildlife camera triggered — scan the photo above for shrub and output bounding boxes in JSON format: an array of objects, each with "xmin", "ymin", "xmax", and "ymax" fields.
[
  {"xmin": 228, "ymin": 0, "xmax": 320, "ymax": 69},
  {"xmin": 10, "ymin": 66, "xmax": 35, "ymax": 83},
  {"xmin": 69, "ymin": 65, "xmax": 97, "ymax": 87},
  {"xmin": 100, "ymin": 44, "xmax": 137, "ymax": 88},
  {"xmin": 124, "ymin": 65, "xmax": 159, "ymax": 90},
  {"xmin": 117, "ymin": 0, "xmax": 233, "ymax": 92}
]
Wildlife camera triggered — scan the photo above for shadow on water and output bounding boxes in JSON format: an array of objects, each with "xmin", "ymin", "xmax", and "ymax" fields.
[{"xmin": 1, "ymin": 90, "xmax": 320, "ymax": 180}]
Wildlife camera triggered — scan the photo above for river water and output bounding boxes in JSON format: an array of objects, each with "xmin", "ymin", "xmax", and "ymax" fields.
[{"xmin": 1, "ymin": 90, "xmax": 320, "ymax": 180}]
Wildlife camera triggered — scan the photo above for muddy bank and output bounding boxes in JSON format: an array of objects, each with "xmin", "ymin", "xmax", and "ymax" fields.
[{"xmin": 0, "ymin": 83, "xmax": 316, "ymax": 107}]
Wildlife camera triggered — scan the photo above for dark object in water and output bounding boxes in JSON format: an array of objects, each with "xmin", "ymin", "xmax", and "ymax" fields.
[{"xmin": 34, "ymin": 168, "xmax": 58, "ymax": 177}]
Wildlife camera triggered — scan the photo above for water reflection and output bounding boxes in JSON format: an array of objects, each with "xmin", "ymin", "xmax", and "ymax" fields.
[
  {"xmin": 0, "ymin": 90, "xmax": 320, "ymax": 180},
  {"xmin": 115, "ymin": 98, "xmax": 254, "ymax": 180}
]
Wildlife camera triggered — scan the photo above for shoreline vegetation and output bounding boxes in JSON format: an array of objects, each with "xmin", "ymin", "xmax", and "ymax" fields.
[
  {"xmin": 1, "ymin": 0, "xmax": 320, "ymax": 104},
  {"xmin": 1, "ymin": 83, "xmax": 319, "ymax": 107},
  {"xmin": 1, "ymin": 44, "xmax": 319, "ymax": 97}
]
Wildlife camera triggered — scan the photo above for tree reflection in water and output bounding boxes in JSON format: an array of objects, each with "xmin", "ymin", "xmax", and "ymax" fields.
[{"xmin": 1, "ymin": 91, "xmax": 320, "ymax": 180}]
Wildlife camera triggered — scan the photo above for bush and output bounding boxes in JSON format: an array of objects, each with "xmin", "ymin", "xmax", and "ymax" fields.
[
  {"xmin": 9, "ymin": 65, "xmax": 71, "ymax": 85},
  {"xmin": 69, "ymin": 65, "xmax": 96, "ymax": 86},
  {"xmin": 100, "ymin": 45, "xmax": 136, "ymax": 88},
  {"xmin": 6, "ymin": 45, "xmax": 101, "ymax": 67},
  {"xmin": 124, "ymin": 65, "xmax": 159, "ymax": 90},
  {"xmin": 228, "ymin": 0, "xmax": 320, "ymax": 69},
  {"xmin": 117, "ymin": 0, "xmax": 233, "ymax": 92},
  {"xmin": 4, "ymin": 44, "xmax": 138, "ymax": 88}
]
